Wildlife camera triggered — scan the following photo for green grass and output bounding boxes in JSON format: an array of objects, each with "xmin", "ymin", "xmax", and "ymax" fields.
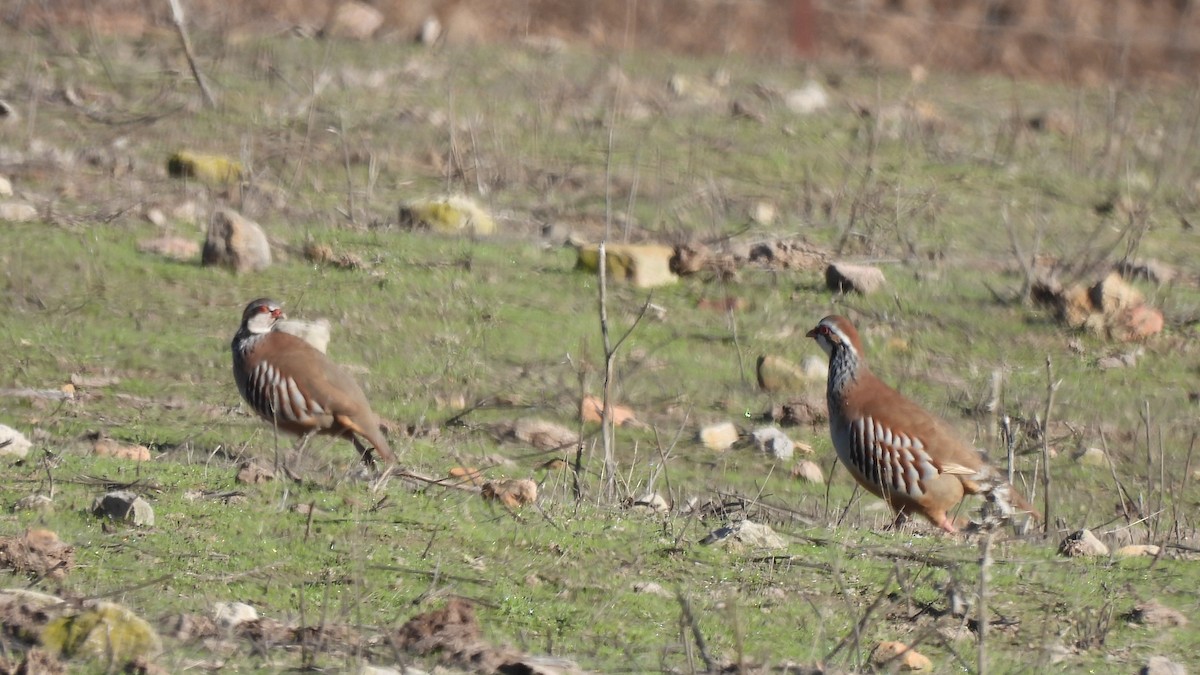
[{"xmin": 0, "ymin": 24, "xmax": 1199, "ymax": 673}]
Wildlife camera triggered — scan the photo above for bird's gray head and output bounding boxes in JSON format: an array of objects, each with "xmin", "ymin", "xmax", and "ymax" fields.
[{"xmin": 240, "ymin": 298, "xmax": 285, "ymax": 334}]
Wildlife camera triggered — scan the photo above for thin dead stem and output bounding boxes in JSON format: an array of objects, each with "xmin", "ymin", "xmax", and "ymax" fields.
[{"xmin": 1040, "ymin": 357, "xmax": 1061, "ymax": 534}]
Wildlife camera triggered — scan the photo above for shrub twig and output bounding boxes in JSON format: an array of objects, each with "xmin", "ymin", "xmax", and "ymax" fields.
[{"xmin": 1040, "ymin": 357, "xmax": 1061, "ymax": 534}]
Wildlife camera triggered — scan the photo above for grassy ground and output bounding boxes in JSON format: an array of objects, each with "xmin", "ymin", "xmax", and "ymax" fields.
[{"xmin": 1, "ymin": 24, "xmax": 1199, "ymax": 673}]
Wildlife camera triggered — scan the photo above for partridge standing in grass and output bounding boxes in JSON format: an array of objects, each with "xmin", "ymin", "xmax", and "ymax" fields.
[
  {"xmin": 807, "ymin": 315, "xmax": 1037, "ymax": 533},
  {"xmin": 231, "ymin": 298, "xmax": 395, "ymax": 468}
]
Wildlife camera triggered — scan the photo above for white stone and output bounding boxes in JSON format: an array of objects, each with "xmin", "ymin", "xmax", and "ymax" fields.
[
  {"xmin": 751, "ymin": 426, "xmax": 795, "ymax": 461},
  {"xmin": 0, "ymin": 425, "xmax": 31, "ymax": 458},
  {"xmin": 699, "ymin": 421, "xmax": 740, "ymax": 451},
  {"xmin": 0, "ymin": 202, "xmax": 37, "ymax": 223},
  {"xmin": 213, "ymin": 601, "xmax": 258, "ymax": 630},
  {"xmin": 785, "ymin": 80, "xmax": 829, "ymax": 115},
  {"xmin": 701, "ymin": 520, "xmax": 786, "ymax": 549},
  {"xmin": 0, "ymin": 176, "xmax": 12, "ymax": 196}
]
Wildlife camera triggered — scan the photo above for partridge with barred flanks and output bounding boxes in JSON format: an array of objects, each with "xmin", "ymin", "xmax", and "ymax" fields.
[
  {"xmin": 807, "ymin": 315, "xmax": 1037, "ymax": 533},
  {"xmin": 230, "ymin": 298, "xmax": 394, "ymax": 468}
]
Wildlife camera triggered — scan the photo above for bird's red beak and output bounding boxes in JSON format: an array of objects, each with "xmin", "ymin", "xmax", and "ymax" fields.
[
  {"xmin": 272, "ymin": 308, "xmax": 285, "ymax": 319},
  {"xmin": 805, "ymin": 328, "xmax": 818, "ymax": 339}
]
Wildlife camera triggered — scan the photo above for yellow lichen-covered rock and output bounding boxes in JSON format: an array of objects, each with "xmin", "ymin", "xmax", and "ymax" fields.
[
  {"xmin": 575, "ymin": 243, "xmax": 677, "ymax": 288},
  {"xmin": 167, "ymin": 151, "xmax": 243, "ymax": 185},
  {"xmin": 399, "ymin": 195, "xmax": 496, "ymax": 236},
  {"xmin": 41, "ymin": 601, "xmax": 162, "ymax": 663}
]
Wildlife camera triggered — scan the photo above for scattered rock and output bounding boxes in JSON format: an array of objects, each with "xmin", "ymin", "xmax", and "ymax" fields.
[
  {"xmin": 826, "ymin": 262, "xmax": 886, "ymax": 295},
  {"xmin": 1091, "ymin": 271, "xmax": 1144, "ymax": 314},
  {"xmin": 144, "ymin": 207, "xmax": 167, "ymax": 227},
  {"xmin": 274, "ymin": 318, "xmax": 331, "ymax": 354},
  {"xmin": 236, "ymin": 461, "xmax": 274, "ymax": 484},
  {"xmin": 167, "ymin": 151, "xmax": 243, "ymax": 185},
  {"xmin": 393, "ymin": 597, "xmax": 582, "ymax": 674},
  {"xmin": 171, "ymin": 200, "xmax": 203, "ymax": 225},
  {"xmin": 399, "ymin": 195, "xmax": 496, "ymax": 236},
  {"xmin": 41, "ymin": 601, "xmax": 162, "ymax": 664},
  {"xmin": 670, "ymin": 242, "xmax": 714, "ymax": 276},
  {"xmin": 699, "ymin": 421, "xmax": 740, "ymax": 451},
  {"xmin": 303, "ymin": 241, "xmax": 365, "ymax": 270},
  {"xmin": 697, "ymin": 296, "xmax": 748, "ymax": 313},
  {"xmin": 580, "ymin": 395, "xmax": 639, "ymax": 426},
  {"xmin": 1117, "ymin": 258, "xmax": 1177, "ymax": 285},
  {"xmin": 449, "ymin": 466, "xmax": 485, "ymax": 486},
  {"xmin": 1058, "ymin": 529, "xmax": 1108, "ymax": 557},
  {"xmin": 791, "ymin": 459, "xmax": 825, "ymax": 484},
  {"xmin": 137, "ymin": 235, "xmax": 200, "ymax": 261},
  {"xmin": 632, "ymin": 581, "xmax": 673, "ymax": 597},
  {"xmin": 1140, "ymin": 656, "xmax": 1188, "ymax": 675},
  {"xmin": 1026, "ymin": 108, "xmax": 1077, "ymax": 136},
  {"xmin": 756, "ymin": 355, "xmax": 810, "ymax": 393},
  {"xmin": 2, "ymin": 647, "xmax": 65, "ymax": 674},
  {"xmin": 1109, "ymin": 304, "xmax": 1164, "ymax": 342},
  {"xmin": 0, "ymin": 202, "xmax": 37, "ymax": 222},
  {"xmin": 0, "ymin": 588, "xmax": 66, "ymax": 642},
  {"xmin": 0, "ymin": 175, "xmax": 12, "ymax": 196},
  {"xmin": 700, "ymin": 520, "xmax": 786, "ymax": 549},
  {"xmin": 1127, "ymin": 599, "xmax": 1189, "ymax": 628},
  {"xmin": 162, "ymin": 612, "xmax": 217, "ymax": 642},
  {"xmin": 750, "ymin": 201, "xmax": 777, "ymax": 225},
  {"xmin": 1115, "ymin": 544, "xmax": 1161, "ymax": 558},
  {"xmin": 480, "ymin": 478, "xmax": 537, "ymax": 508},
  {"xmin": 668, "ymin": 73, "xmax": 721, "ymax": 105},
  {"xmin": 201, "ymin": 208, "xmax": 271, "ymax": 273},
  {"xmin": 629, "ymin": 492, "xmax": 671, "ymax": 513},
  {"xmin": 784, "ymin": 80, "xmax": 830, "ymax": 115},
  {"xmin": 509, "ymin": 418, "xmax": 578, "ymax": 451},
  {"xmin": 751, "ymin": 426, "xmax": 795, "ymax": 461},
  {"xmin": 1097, "ymin": 349, "xmax": 1142, "ymax": 369},
  {"xmin": 575, "ymin": 243, "xmax": 677, "ymax": 288},
  {"xmin": 1036, "ymin": 272, "xmax": 1164, "ymax": 341},
  {"xmin": 0, "ymin": 529, "xmax": 74, "ymax": 580},
  {"xmin": 0, "ymin": 424, "xmax": 32, "ymax": 458},
  {"xmin": 212, "ymin": 602, "xmax": 258, "ymax": 631},
  {"xmin": 1074, "ymin": 447, "xmax": 1110, "ymax": 468},
  {"xmin": 769, "ymin": 395, "xmax": 828, "ymax": 426},
  {"xmin": 93, "ymin": 438, "xmax": 151, "ymax": 461},
  {"xmin": 871, "ymin": 641, "xmax": 932, "ymax": 671},
  {"xmin": 12, "ymin": 494, "xmax": 53, "ymax": 512},
  {"xmin": 91, "ymin": 490, "xmax": 155, "ymax": 527},
  {"xmin": 746, "ymin": 239, "xmax": 830, "ymax": 271},
  {"xmin": 323, "ymin": 1, "xmax": 384, "ymax": 40}
]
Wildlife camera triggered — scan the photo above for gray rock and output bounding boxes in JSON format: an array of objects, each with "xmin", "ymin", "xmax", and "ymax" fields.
[
  {"xmin": 12, "ymin": 494, "xmax": 53, "ymax": 512},
  {"xmin": 212, "ymin": 601, "xmax": 258, "ymax": 630},
  {"xmin": 0, "ymin": 202, "xmax": 37, "ymax": 223},
  {"xmin": 785, "ymin": 80, "xmax": 830, "ymax": 115},
  {"xmin": 202, "ymin": 208, "xmax": 271, "ymax": 273},
  {"xmin": 0, "ymin": 424, "xmax": 31, "ymax": 458},
  {"xmin": 1141, "ymin": 656, "xmax": 1187, "ymax": 675},
  {"xmin": 701, "ymin": 520, "xmax": 786, "ymax": 549},
  {"xmin": 91, "ymin": 490, "xmax": 154, "ymax": 527},
  {"xmin": 1058, "ymin": 528, "xmax": 1108, "ymax": 557},
  {"xmin": 826, "ymin": 262, "xmax": 886, "ymax": 295},
  {"xmin": 751, "ymin": 426, "xmax": 795, "ymax": 461}
]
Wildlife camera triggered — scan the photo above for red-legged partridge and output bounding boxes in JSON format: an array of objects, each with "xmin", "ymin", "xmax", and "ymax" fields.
[
  {"xmin": 807, "ymin": 315, "xmax": 1037, "ymax": 533},
  {"xmin": 231, "ymin": 298, "xmax": 394, "ymax": 468}
]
